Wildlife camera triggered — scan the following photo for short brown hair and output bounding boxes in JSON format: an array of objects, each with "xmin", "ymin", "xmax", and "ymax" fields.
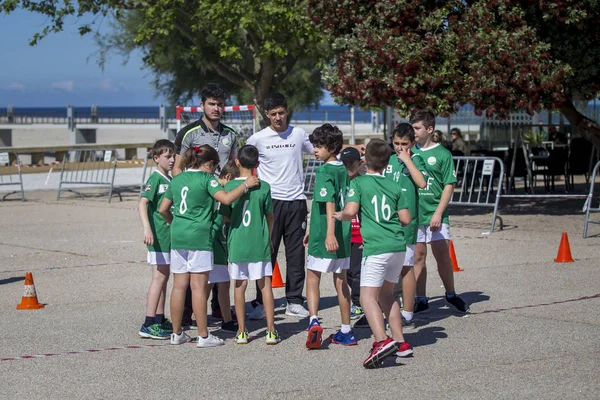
[
  {"xmin": 409, "ymin": 109, "xmax": 436, "ymax": 129},
  {"xmin": 365, "ymin": 139, "xmax": 391, "ymax": 171},
  {"xmin": 219, "ymin": 160, "xmax": 240, "ymax": 179},
  {"xmin": 151, "ymin": 139, "xmax": 175, "ymax": 157},
  {"xmin": 180, "ymin": 144, "xmax": 220, "ymax": 170}
]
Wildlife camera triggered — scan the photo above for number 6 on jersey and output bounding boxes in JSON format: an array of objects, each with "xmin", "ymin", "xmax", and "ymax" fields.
[{"xmin": 370, "ymin": 194, "xmax": 391, "ymax": 222}]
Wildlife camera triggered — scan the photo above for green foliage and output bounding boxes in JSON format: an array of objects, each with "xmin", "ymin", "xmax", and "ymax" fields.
[
  {"xmin": 1, "ymin": 0, "xmax": 327, "ymax": 112},
  {"xmin": 523, "ymin": 131, "xmax": 545, "ymax": 147}
]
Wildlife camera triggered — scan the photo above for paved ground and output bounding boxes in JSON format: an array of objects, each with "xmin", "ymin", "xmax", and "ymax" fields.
[{"xmin": 1, "ymin": 189, "xmax": 599, "ymax": 399}]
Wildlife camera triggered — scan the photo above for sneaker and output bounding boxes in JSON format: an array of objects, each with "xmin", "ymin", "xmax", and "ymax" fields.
[
  {"xmin": 286, "ymin": 303, "xmax": 309, "ymax": 318},
  {"xmin": 266, "ymin": 330, "xmax": 282, "ymax": 345},
  {"xmin": 350, "ymin": 305, "xmax": 364, "ymax": 320},
  {"xmin": 402, "ymin": 316, "xmax": 416, "ymax": 330},
  {"xmin": 197, "ymin": 333, "xmax": 225, "ymax": 348},
  {"xmin": 161, "ymin": 318, "xmax": 173, "ymax": 332},
  {"xmin": 306, "ymin": 319, "xmax": 323, "ymax": 349},
  {"xmin": 329, "ymin": 330, "xmax": 358, "ymax": 346},
  {"xmin": 212, "ymin": 308, "xmax": 238, "ymax": 321},
  {"xmin": 221, "ymin": 320, "xmax": 239, "ymax": 332},
  {"xmin": 396, "ymin": 341, "xmax": 414, "ymax": 357},
  {"xmin": 235, "ymin": 331, "xmax": 249, "ymax": 345},
  {"xmin": 446, "ymin": 294, "xmax": 469, "ymax": 313},
  {"xmin": 248, "ymin": 304, "xmax": 266, "ymax": 320},
  {"xmin": 363, "ymin": 338, "xmax": 400, "ymax": 369},
  {"xmin": 353, "ymin": 314, "xmax": 370, "ymax": 328},
  {"xmin": 170, "ymin": 331, "xmax": 191, "ymax": 345},
  {"xmin": 139, "ymin": 323, "xmax": 170, "ymax": 340},
  {"xmin": 414, "ymin": 300, "xmax": 429, "ymax": 314}
]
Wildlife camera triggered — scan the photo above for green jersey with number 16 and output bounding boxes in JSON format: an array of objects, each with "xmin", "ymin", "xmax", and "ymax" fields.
[
  {"xmin": 221, "ymin": 179, "xmax": 273, "ymax": 263},
  {"xmin": 412, "ymin": 144, "xmax": 457, "ymax": 226},
  {"xmin": 164, "ymin": 170, "xmax": 223, "ymax": 251},
  {"xmin": 347, "ymin": 174, "xmax": 408, "ymax": 256}
]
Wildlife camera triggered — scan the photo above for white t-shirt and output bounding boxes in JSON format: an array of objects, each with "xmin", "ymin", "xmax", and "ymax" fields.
[{"xmin": 246, "ymin": 125, "xmax": 314, "ymax": 201}]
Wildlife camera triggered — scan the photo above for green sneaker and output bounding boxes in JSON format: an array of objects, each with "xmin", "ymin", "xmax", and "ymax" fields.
[
  {"xmin": 266, "ymin": 330, "xmax": 281, "ymax": 345},
  {"xmin": 139, "ymin": 323, "xmax": 170, "ymax": 340},
  {"xmin": 236, "ymin": 331, "xmax": 249, "ymax": 344},
  {"xmin": 161, "ymin": 318, "xmax": 173, "ymax": 332}
]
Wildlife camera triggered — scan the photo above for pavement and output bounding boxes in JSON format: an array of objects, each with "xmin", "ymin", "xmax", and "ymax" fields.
[{"xmin": 1, "ymin": 188, "xmax": 599, "ymax": 399}]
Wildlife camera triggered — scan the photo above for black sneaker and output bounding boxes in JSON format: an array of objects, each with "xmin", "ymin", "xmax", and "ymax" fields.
[
  {"xmin": 220, "ymin": 319, "xmax": 239, "ymax": 332},
  {"xmin": 402, "ymin": 316, "xmax": 416, "ymax": 330},
  {"xmin": 445, "ymin": 294, "xmax": 469, "ymax": 313},
  {"xmin": 354, "ymin": 315, "xmax": 370, "ymax": 328},
  {"xmin": 414, "ymin": 300, "xmax": 429, "ymax": 314}
]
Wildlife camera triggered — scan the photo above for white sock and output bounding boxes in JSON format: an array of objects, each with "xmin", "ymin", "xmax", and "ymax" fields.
[
  {"xmin": 310, "ymin": 315, "xmax": 318, "ymax": 324},
  {"xmin": 401, "ymin": 310, "xmax": 414, "ymax": 321},
  {"xmin": 341, "ymin": 324, "xmax": 351, "ymax": 334}
]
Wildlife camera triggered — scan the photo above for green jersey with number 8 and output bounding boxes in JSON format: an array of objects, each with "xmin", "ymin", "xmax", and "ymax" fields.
[
  {"xmin": 412, "ymin": 144, "xmax": 457, "ymax": 225},
  {"xmin": 164, "ymin": 170, "xmax": 223, "ymax": 251},
  {"xmin": 347, "ymin": 174, "xmax": 408, "ymax": 256},
  {"xmin": 221, "ymin": 179, "xmax": 273, "ymax": 263}
]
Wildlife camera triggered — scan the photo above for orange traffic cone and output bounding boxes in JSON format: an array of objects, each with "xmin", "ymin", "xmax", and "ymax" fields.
[
  {"xmin": 554, "ymin": 232, "xmax": 575, "ymax": 263},
  {"xmin": 16, "ymin": 272, "xmax": 44, "ymax": 310},
  {"xmin": 272, "ymin": 261, "xmax": 285, "ymax": 288},
  {"xmin": 449, "ymin": 240, "xmax": 464, "ymax": 272}
]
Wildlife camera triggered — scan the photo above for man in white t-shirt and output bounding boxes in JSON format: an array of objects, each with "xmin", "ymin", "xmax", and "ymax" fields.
[{"xmin": 246, "ymin": 93, "xmax": 314, "ymax": 318}]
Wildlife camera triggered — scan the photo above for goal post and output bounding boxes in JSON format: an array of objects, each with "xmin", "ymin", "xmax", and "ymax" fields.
[{"xmin": 175, "ymin": 105, "xmax": 257, "ymax": 145}]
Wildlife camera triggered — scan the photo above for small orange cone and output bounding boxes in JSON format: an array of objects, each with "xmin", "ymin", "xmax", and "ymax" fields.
[
  {"xmin": 449, "ymin": 240, "xmax": 464, "ymax": 272},
  {"xmin": 16, "ymin": 272, "xmax": 44, "ymax": 310},
  {"xmin": 272, "ymin": 261, "xmax": 285, "ymax": 288},
  {"xmin": 554, "ymin": 232, "xmax": 575, "ymax": 263}
]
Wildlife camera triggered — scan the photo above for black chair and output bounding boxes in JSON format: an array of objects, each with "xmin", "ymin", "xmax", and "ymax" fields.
[
  {"xmin": 505, "ymin": 148, "xmax": 530, "ymax": 193},
  {"xmin": 539, "ymin": 148, "xmax": 568, "ymax": 192},
  {"xmin": 567, "ymin": 137, "xmax": 593, "ymax": 191}
]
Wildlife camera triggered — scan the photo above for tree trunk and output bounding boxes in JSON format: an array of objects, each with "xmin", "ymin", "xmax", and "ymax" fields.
[{"xmin": 559, "ymin": 99, "xmax": 600, "ymax": 150}]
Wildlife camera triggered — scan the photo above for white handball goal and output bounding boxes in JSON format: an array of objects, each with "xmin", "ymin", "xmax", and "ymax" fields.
[{"xmin": 176, "ymin": 105, "xmax": 256, "ymax": 144}]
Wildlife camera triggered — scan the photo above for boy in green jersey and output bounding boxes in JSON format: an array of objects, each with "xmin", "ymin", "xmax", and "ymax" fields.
[
  {"xmin": 138, "ymin": 139, "xmax": 176, "ymax": 340},
  {"xmin": 334, "ymin": 139, "xmax": 414, "ymax": 369},
  {"xmin": 385, "ymin": 123, "xmax": 427, "ymax": 329},
  {"xmin": 221, "ymin": 145, "xmax": 281, "ymax": 345},
  {"xmin": 159, "ymin": 145, "xmax": 259, "ymax": 347},
  {"xmin": 209, "ymin": 161, "xmax": 240, "ymax": 332},
  {"xmin": 409, "ymin": 110, "xmax": 468, "ymax": 313},
  {"xmin": 304, "ymin": 124, "xmax": 355, "ymax": 349}
]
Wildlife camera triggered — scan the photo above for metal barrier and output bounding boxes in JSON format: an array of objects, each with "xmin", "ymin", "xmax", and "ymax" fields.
[
  {"xmin": 583, "ymin": 160, "xmax": 600, "ymax": 238},
  {"xmin": 303, "ymin": 156, "xmax": 323, "ymax": 197},
  {"xmin": 57, "ymin": 149, "xmax": 120, "ymax": 202},
  {"xmin": 451, "ymin": 156, "xmax": 505, "ymax": 233},
  {"xmin": 139, "ymin": 153, "xmax": 156, "ymax": 199},
  {"xmin": 0, "ymin": 151, "xmax": 25, "ymax": 201}
]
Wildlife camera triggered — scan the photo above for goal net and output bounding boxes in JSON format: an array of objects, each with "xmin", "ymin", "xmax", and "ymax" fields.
[{"xmin": 176, "ymin": 105, "xmax": 256, "ymax": 145}]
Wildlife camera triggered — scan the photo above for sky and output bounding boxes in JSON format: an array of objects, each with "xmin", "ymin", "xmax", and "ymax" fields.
[{"xmin": 0, "ymin": 10, "xmax": 335, "ymax": 108}]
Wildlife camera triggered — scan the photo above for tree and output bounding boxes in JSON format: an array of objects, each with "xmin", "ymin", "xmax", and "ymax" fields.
[
  {"xmin": 1, "ymin": 0, "xmax": 326, "ymax": 117},
  {"xmin": 309, "ymin": 0, "xmax": 600, "ymax": 148}
]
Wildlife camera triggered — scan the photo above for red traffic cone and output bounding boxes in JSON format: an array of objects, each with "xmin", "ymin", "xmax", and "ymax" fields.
[
  {"xmin": 554, "ymin": 232, "xmax": 575, "ymax": 262},
  {"xmin": 272, "ymin": 261, "xmax": 285, "ymax": 288},
  {"xmin": 16, "ymin": 272, "xmax": 45, "ymax": 310},
  {"xmin": 449, "ymin": 240, "xmax": 464, "ymax": 272}
]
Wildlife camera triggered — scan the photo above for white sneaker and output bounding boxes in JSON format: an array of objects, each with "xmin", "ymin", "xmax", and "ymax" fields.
[
  {"xmin": 170, "ymin": 331, "xmax": 191, "ymax": 345},
  {"xmin": 285, "ymin": 303, "xmax": 309, "ymax": 318},
  {"xmin": 248, "ymin": 304, "xmax": 266, "ymax": 320},
  {"xmin": 197, "ymin": 333, "xmax": 225, "ymax": 348}
]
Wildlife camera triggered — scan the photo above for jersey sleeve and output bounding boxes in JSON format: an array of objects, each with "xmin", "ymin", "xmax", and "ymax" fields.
[
  {"xmin": 441, "ymin": 151, "xmax": 458, "ymax": 186},
  {"xmin": 313, "ymin": 167, "xmax": 336, "ymax": 203},
  {"xmin": 246, "ymin": 134, "xmax": 256, "ymax": 147},
  {"xmin": 141, "ymin": 174, "xmax": 158, "ymax": 202},
  {"xmin": 396, "ymin": 185, "xmax": 408, "ymax": 211},
  {"xmin": 301, "ymin": 129, "xmax": 315, "ymax": 155},
  {"xmin": 263, "ymin": 183, "xmax": 273, "ymax": 213},
  {"xmin": 164, "ymin": 184, "xmax": 173, "ymax": 201},
  {"xmin": 347, "ymin": 178, "xmax": 361, "ymax": 204},
  {"xmin": 220, "ymin": 181, "xmax": 234, "ymax": 217},
  {"xmin": 207, "ymin": 176, "xmax": 224, "ymax": 197}
]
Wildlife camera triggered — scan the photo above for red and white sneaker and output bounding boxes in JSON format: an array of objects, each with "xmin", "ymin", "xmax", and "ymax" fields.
[
  {"xmin": 363, "ymin": 337, "xmax": 399, "ymax": 369},
  {"xmin": 396, "ymin": 341, "xmax": 414, "ymax": 357}
]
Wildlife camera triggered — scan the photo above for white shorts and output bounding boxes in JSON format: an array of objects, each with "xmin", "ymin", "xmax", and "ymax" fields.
[
  {"xmin": 230, "ymin": 261, "xmax": 272, "ymax": 281},
  {"xmin": 147, "ymin": 251, "xmax": 170, "ymax": 265},
  {"xmin": 307, "ymin": 256, "xmax": 350, "ymax": 274},
  {"xmin": 360, "ymin": 252, "xmax": 405, "ymax": 287},
  {"xmin": 208, "ymin": 264, "xmax": 230, "ymax": 284},
  {"xmin": 417, "ymin": 224, "xmax": 450, "ymax": 243},
  {"xmin": 403, "ymin": 245, "xmax": 415, "ymax": 267},
  {"xmin": 170, "ymin": 249, "xmax": 213, "ymax": 274}
]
